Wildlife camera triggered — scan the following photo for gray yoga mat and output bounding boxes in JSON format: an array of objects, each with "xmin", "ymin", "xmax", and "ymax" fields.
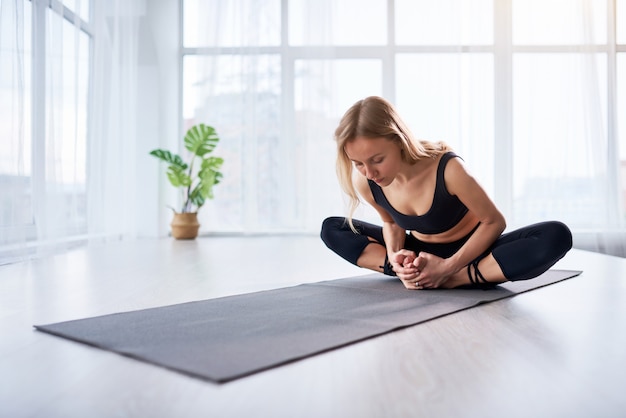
[{"xmin": 35, "ymin": 269, "xmax": 581, "ymax": 383}]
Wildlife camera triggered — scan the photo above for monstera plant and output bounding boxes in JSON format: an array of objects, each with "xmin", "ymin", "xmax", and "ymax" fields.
[{"xmin": 149, "ymin": 123, "xmax": 224, "ymax": 239}]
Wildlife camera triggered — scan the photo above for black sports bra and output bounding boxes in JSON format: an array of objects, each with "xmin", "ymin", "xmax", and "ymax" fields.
[{"xmin": 368, "ymin": 152, "xmax": 468, "ymax": 234}]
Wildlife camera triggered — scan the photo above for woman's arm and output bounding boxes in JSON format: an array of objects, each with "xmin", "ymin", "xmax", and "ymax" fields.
[
  {"xmin": 414, "ymin": 157, "xmax": 506, "ymax": 288},
  {"xmin": 444, "ymin": 157, "xmax": 506, "ymax": 271},
  {"xmin": 354, "ymin": 174, "xmax": 418, "ymax": 280},
  {"xmin": 381, "ymin": 220, "xmax": 407, "ymax": 259}
]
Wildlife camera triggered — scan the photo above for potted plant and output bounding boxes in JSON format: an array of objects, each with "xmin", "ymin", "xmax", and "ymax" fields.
[{"xmin": 149, "ymin": 123, "xmax": 224, "ymax": 239}]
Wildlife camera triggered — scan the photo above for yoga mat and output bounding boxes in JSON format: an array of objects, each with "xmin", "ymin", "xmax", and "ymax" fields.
[{"xmin": 35, "ymin": 269, "xmax": 581, "ymax": 383}]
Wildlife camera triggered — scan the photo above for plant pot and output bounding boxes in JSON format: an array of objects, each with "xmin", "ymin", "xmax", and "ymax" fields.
[{"xmin": 170, "ymin": 212, "xmax": 200, "ymax": 240}]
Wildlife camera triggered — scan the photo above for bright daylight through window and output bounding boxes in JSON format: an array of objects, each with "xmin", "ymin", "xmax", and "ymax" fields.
[
  {"xmin": 1, "ymin": 0, "xmax": 624, "ymax": 259},
  {"xmin": 0, "ymin": 0, "xmax": 90, "ymax": 262},
  {"xmin": 181, "ymin": 0, "xmax": 626, "ymax": 242}
]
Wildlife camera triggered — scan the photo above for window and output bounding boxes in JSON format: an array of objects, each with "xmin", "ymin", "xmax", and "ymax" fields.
[
  {"xmin": 182, "ymin": 0, "xmax": 625, "ymax": 234},
  {"xmin": 0, "ymin": 0, "xmax": 91, "ymax": 259}
]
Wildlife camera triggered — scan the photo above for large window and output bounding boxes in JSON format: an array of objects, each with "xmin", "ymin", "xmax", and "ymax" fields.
[
  {"xmin": 183, "ymin": 0, "xmax": 625, "ymax": 235},
  {"xmin": 0, "ymin": 0, "xmax": 91, "ymax": 258}
]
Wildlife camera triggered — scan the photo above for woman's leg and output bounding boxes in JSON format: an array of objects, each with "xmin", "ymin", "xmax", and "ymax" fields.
[
  {"xmin": 322, "ymin": 218, "xmax": 572, "ymax": 287},
  {"xmin": 441, "ymin": 221, "xmax": 572, "ymax": 288},
  {"xmin": 441, "ymin": 253, "xmax": 507, "ymax": 288},
  {"xmin": 320, "ymin": 217, "xmax": 392, "ymax": 274},
  {"xmin": 490, "ymin": 220, "xmax": 573, "ymax": 281},
  {"xmin": 446, "ymin": 221, "xmax": 573, "ymax": 288}
]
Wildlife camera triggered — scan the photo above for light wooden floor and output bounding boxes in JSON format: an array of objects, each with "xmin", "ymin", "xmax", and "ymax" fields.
[{"xmin": 1, "ymin": 236, "xmax": 625, "ymax": 418}]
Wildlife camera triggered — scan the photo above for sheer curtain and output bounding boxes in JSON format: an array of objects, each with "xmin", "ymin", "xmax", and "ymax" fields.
[
  {"xmin": 0, "ymin": 0, "xmax": 143, "ymax": 264},
  {"xmin": 511, "ymin": 0, "xmax": 624, "ymax": 256},
  {"xmin": 183, "ymin": 0, "xmax": 301, "ymax": 233},
  {"xmin": 88, "ymin": 0, "xmax": 143, "ymax": 239},
  {"xmin": 183, "ymin": 0, "xmax": 392, "ymax": 233},
  {"xmin": 0, "ymin": 0, "xmax": 31, "ymax": 262}
]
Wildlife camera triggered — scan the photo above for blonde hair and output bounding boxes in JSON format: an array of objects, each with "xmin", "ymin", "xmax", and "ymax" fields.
[{"xmin": 334, "ymin": 96, "xmax": 451, "ymax": 228}]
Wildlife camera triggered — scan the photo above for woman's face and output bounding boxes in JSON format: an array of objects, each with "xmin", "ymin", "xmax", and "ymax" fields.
[{"xmin": 344, "ymin": 136, "xmax": 403, "ymax": 187}]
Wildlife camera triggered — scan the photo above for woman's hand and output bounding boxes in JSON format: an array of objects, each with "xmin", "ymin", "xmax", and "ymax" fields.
[
  {"xmin": 410, "ymin": 252, "xmax": 455, "ymax": 289},
  {"xmin": 390, "ymin": 250, "xmax": 454, "ymax": 290},
  {"xmin": 389, "ymin": 250, "xmax": 421, "ymax": 289}
]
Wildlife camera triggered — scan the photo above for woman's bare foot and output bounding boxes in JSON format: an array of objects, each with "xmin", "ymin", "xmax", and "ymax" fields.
[
  {"xmin": 440, "ymin": 255, "xmax": 508, "ymax": 289},
  {"xmin": 439, "ymin": 270, "xmax": 470, "ymax": 288}
]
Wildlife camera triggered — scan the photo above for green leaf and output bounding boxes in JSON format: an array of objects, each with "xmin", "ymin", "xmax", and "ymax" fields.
[
  {"xmin": 214, "ymin": 171, "xmax": 223, "ymax": 185},
  {"xmin": 184, "ymin": 124, "xmax": 219, "ymax": 157},
  {"xmin": 189, "ymin": 186, "xmax": 207, "ymax": 208},
  {"xmin": 166, "ymin": 166, "xmax": 192, "ymax": 188},
  {"xmin": 149, "ymin": 149, "xmax": 187, "ymax": 170},
  {"xmin": 203, "ymin": 156, "xmax": 224, "ymax": 171}
]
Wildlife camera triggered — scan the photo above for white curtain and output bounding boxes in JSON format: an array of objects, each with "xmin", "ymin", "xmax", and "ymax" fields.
[
  {"xmin": 511, "ymin": 0, "xmax": 624, "ymax": 256},
  {"xmin": 183, "ymin": 0, "xmax": 301, "ymax": 232},
  {"xmin": 183, "ymin": 0, "xmax": 389, "ymax": 233},
  {"xmin": 88, "ymin": 0, "xmax": 143, "ymax": 238},
  {"xmin": 0, "ymin": 0, "xmax": 30, "ymax": 263},
  {"xmin": 0, "ymin": 0, "xmax": 143, "ymax": 264}
]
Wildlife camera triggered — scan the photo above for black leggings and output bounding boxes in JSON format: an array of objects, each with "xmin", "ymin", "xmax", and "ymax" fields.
[{"xmin": 320, "ymin": 216, "xmax": 573, "ymax": 281}]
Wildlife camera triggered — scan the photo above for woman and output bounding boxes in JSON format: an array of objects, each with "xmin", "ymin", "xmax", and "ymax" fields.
[{"xmin": 321, "ymin": 96, "xmax": 572, "ymax": 290}]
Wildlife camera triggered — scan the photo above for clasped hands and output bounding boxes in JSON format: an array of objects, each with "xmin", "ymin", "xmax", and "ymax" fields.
[{"xmin": 389, "ymin": 249, "xmax": 451, "ymax": 290}]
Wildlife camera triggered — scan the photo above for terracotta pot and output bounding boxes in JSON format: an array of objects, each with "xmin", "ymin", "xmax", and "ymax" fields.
[{"xmin": 170, "ymin": 212, "xmax": 200, "ymax": 239}]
